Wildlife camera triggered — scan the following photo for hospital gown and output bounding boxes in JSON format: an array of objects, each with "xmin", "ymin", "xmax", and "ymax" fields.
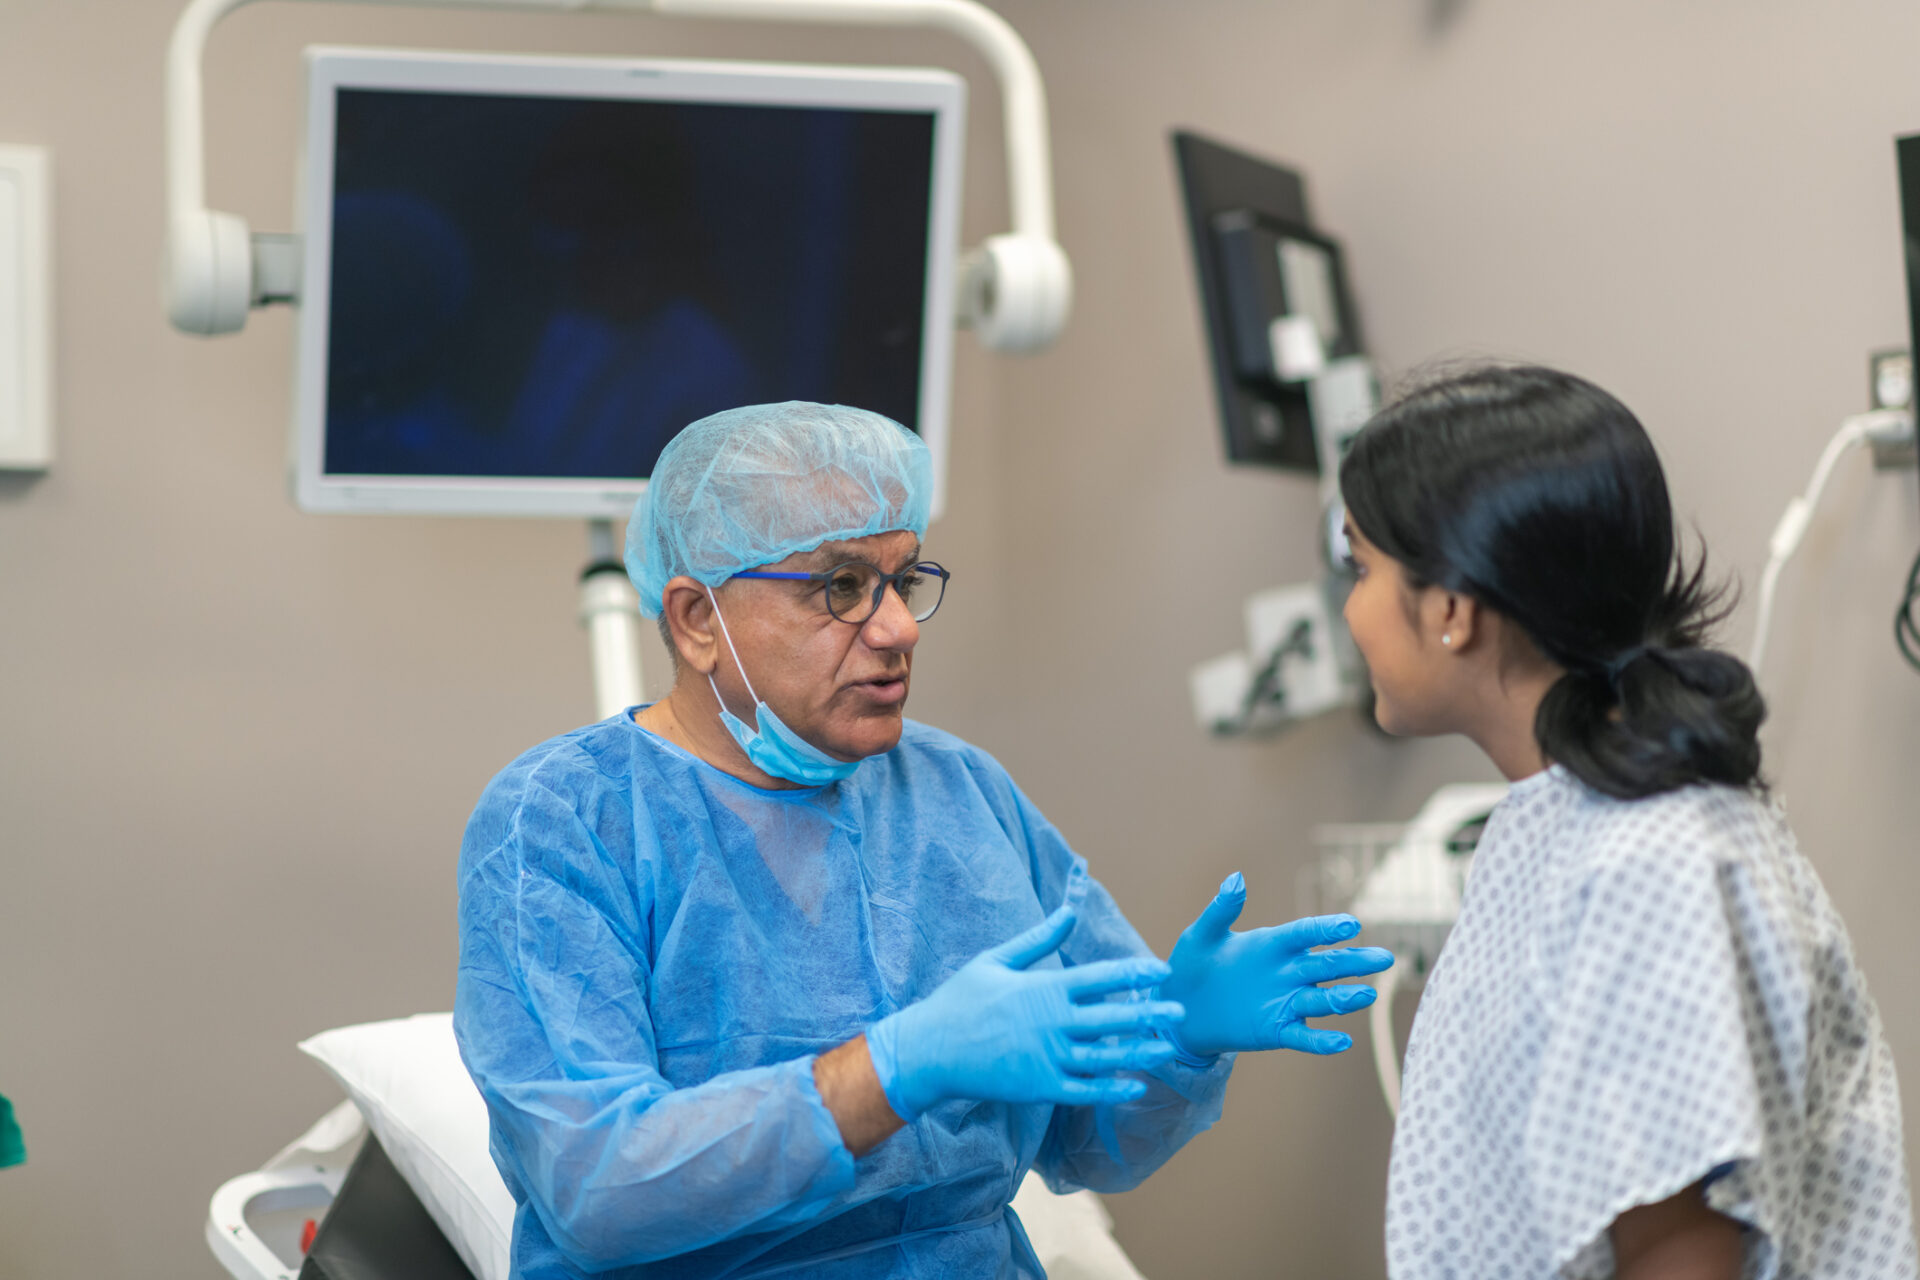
[
  {"xmin": 1386, "ymin": 765, "xmax": 1917, "ymax": 1279},
  {"xmin": 454, "ymin": 714, "xmax": 1233, "ymax": 1280}
]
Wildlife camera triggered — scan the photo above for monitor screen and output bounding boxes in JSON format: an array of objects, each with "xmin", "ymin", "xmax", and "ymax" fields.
[{"xmin": 292, "ymin": 50, "xmax": 964, "ymax": 517}]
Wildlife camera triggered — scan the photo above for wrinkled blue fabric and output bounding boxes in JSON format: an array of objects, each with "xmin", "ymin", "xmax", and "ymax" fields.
[
  {"xmin": 455, "ymin": 715, "xmax": 1234, "ymax": 1280},
  {"xmin": 626, "ymin": 402, "xmax": 933, "ymax": 619}
]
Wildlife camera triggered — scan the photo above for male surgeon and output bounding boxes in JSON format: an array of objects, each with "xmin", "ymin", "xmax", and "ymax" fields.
[{"xmin": 455, "ymin": 403, "xmax": 1393, "ymax": 1278}]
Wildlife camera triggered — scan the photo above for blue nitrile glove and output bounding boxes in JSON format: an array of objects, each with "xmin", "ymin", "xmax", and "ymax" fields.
[
  {"xmin": 1157, "ymin": 872, "xmax": 1396, "ymax": 1061},
  {"xmin": 865, "ymin": 903, "xmax": 1187, "ymax": 1121}
]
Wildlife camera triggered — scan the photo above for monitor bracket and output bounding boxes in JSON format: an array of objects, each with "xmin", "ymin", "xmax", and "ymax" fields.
[{"xmin": 164, "ymin": 0, "xmax": 1071, "ymax": 352}]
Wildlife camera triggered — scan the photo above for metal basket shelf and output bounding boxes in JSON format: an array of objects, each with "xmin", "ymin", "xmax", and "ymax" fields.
[{"xmin": 1300, "ymin": 816, "xmax": 1487, "ymax": 982}]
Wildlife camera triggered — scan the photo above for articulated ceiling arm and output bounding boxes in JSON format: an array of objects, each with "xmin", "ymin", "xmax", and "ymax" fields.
[{"xmin": 163, "ymin": 0, "xmax": 1071, "ymax": 350}]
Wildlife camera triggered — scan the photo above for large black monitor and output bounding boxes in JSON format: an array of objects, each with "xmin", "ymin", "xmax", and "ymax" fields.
[
  {"xmin": 1172, "ymin": 130, "xmax": 1366, "ymax": 474},
  {"xmin": 292, "ymin": 49, "xmax": 965, "ymax": 518},
  {"xmin": 1898, "ymin": 133, "xmax": 1920, "ymax": 507}
]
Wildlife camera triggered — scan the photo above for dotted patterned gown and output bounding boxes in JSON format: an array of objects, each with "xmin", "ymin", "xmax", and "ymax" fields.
[{"xmin": 1385, "ymin": 766, "xmax": 1917, "ymax": 1280}]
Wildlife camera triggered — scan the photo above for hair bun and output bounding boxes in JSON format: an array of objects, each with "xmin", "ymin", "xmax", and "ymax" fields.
[{"xmin": 1603, "ymin": 644, "xmax": 1655, "ymax": 688}]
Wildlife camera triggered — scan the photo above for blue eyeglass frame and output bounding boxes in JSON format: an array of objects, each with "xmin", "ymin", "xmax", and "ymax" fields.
[{"xmin": 732, "ymin": 560, "xmax": 952, "ymax": 624}]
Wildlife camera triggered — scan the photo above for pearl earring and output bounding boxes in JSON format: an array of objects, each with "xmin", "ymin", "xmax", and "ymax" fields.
[{"xmin": 1442, "ymin": 634, "xmax": 1452, "ymax": 647}]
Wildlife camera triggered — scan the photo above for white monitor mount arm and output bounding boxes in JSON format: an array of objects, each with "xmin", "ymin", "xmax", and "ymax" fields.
[{"xmin": 164, "ymin": 0, "xmax": 1071, "ymax": 353}]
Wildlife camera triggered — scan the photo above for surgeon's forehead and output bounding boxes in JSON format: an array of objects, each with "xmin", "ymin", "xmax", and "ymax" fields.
[{"xmin": 796, "ymin": 534, "xmax": 922, "ymax": 568}]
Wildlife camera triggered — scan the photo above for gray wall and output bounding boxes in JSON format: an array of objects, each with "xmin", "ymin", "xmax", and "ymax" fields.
[{"xmin": 3, "ymin": 1, "xmax": 1919, "ymax": 1276}]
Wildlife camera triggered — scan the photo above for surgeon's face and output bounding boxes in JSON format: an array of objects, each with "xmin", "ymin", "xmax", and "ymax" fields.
[
  {"xmin": 714, "ymin": 530, "xmax": 923, "ymax": 762},
  {"xmin": 1341, "ymin": 519, "xmax": 1450, "ymax": 736}
]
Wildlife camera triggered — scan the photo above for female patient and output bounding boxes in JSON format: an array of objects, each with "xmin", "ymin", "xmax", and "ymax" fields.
[{"xmin": 1338, "ymin": 365, "xmax": 1916, "ymax": 1279}]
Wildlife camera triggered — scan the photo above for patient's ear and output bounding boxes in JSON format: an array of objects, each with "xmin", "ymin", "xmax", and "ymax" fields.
[{"xmin": 1423, "ymin": 588, "xmax": 1482, "ymax": 652}]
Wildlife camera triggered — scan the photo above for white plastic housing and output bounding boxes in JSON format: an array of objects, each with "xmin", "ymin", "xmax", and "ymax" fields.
[
  {"xmin": 1267, "ymin": 313, "xmax": 1325, "ymax": 383},
  {"xmin": 1347, "ymin": 784, "xmax": 1510, "ymax": 929},
  {"xmin": 0, "ymin": 145, "xmax": 52, "ymax": 469},
  {"xmin": 167, "ymin": 208, "xmax": 252, "ymax": 336},
  {"xmin": 1306, "ymin": 355, "xmax": 1378, "ymax": 507},
  {"xmin": 208, "ymin": 1168, "xmax": 344, "ymax": 1280},
  {"xmin": 960, "ymin": 232, "xmax": 1072, "ymax": 352}
]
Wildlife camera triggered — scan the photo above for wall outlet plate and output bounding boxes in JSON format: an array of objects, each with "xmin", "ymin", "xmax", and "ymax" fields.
[
  {"xmin": 1871, "ymin": 348, "xmax": 1913, "ymax": 412},
  {"xmin": 1190, "ymin": 650, "xmax": 1300, "ymax": 733},
  {"xmin": 1245, "ymin": 581, "xmax": 1352, "ymax": 720},
  {"xmin": 0, "ymin": 144, "xmax": 51, "ymax": 471},
  {"xmin": 1191, "ymin": 580, "xmax": 1363, "ymax": 735}
]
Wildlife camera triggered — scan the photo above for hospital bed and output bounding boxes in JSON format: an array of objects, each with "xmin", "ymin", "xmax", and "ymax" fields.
[
  {"xmin": 213, "ymin": 1117, "xmax": 471, "ymax": 1280},
  {"xmin": 208, "ymin": 1015, "xmax": 1152, "ymax": 1280}
]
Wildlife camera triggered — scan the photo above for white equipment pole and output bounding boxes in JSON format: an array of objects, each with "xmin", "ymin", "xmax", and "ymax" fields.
[{"xmin": 580, "ymin": 520, "xmax": 645, "ymax": 720}]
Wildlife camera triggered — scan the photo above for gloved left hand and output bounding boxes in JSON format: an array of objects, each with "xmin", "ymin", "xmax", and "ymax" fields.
[
  {"xmin": 864, "ymin": 901, "xmax": 1186, "ymax": 1121},
  {"xmin": 1157, "ymin": 872, "xmax": 1395, "ymax": 1059}
]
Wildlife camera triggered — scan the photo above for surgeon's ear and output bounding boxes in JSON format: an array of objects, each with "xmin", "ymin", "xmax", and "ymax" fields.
[{"xmin": 660, "ymin": 577, "xmax": 720, "ymax": 675}]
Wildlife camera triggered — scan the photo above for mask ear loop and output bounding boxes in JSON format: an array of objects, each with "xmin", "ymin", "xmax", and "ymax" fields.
[{"xmin": 704, "ymin": 586, "xmax": 762, "ymax": 720}]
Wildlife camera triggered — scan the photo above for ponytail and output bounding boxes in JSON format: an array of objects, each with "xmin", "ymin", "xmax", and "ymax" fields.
[{"xmin": 1534, "ymin": 553, "xmax": 1764, "ymax": 798}]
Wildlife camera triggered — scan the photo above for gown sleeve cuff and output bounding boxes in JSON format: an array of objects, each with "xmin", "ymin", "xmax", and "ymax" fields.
[
  {"xmin": 790, "ymin": 1056, "xmax": 861, "ymax": 1191},
  {"xmin": 1154, "ymin": 1024, "xmax": 1223, "ymax": 1069}
]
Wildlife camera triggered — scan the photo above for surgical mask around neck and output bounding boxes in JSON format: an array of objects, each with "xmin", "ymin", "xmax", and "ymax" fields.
[{"xmin": 704, "ymin": 588, "xmax": 863, "ymax": 786}]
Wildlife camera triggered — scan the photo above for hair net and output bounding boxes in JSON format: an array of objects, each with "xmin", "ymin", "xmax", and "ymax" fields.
[{"xmin": 626, "ymin": 402, "xmax": 933, "ymax": 618}]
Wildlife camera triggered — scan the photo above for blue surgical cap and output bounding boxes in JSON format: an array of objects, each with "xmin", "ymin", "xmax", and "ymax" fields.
[{"xmin": 627, "ymin": 402, "xmax": 933, "ymax": 618}]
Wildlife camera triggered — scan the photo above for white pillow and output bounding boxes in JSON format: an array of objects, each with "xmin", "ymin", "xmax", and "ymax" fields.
[
  {"xmin": 1011, "ymin": 1177, "xmax": 1150, "ymax": 1280},
  {"xmin": 299, "ymin": 1012, "xmax": 1148, "ymax": 1280},
  {"xmin": 299, "ymin": 1013, "xmax": 514, "ymax": 1280}
]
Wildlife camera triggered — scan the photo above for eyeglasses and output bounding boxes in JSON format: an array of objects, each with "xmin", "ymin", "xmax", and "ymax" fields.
[{"xmin": 732, "ymin": 560, "xmax": 951, "ymax": 625}]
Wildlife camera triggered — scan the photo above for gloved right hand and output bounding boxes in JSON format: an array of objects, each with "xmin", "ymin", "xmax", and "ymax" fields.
[{"xmin": 864, "ymin": 903, "xmax": 1186, "ymax": 1121}]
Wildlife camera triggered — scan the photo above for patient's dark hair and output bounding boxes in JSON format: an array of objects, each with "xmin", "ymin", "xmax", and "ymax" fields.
[{"xmin": 1338, "ymin": 363, "xmax": 1765, "ymax": 799}]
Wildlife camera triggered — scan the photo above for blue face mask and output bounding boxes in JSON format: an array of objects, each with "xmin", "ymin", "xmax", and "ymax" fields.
[{"xmin": 705, "ymin": 589, "xmax": 864, "ymax": 787}]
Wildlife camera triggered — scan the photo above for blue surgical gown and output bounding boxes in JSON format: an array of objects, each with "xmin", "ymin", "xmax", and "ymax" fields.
[{"xmin": 454, "ymin": 713, "xmax": 1234, "ymax": 1279}]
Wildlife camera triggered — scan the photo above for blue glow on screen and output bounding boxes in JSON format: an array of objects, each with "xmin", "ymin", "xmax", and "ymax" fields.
[{"xmin": 323, "ymin": 89, "xmax": 935, "ymax": 480}]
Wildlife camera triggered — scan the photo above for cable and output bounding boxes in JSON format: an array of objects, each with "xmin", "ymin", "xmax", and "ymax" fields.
[
  {"xmin": 1899, "ymin": 544, "xmax": 1920, "ymax": 675},
  {"xmin": 1369, "ymin": 962, "xmax": 1403, "ymax": 1120},
  {"xmin": 1748, "ymin": 408, "xmax": 1914, "ymax": 679},
  {"xmin": 1748, "ymin": 418, "xmax": 1869, "ymax": 677}
]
